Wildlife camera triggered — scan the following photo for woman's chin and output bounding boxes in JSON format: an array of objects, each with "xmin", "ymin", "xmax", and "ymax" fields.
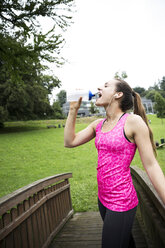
[{"xmin": 95, "ymin": 99, "xmax": 103, "ymax": 107}]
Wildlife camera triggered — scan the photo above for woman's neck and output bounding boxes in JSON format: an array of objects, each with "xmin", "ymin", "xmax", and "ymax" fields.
[{"xmin": 105, "ymin": 104, "xmax": 124, "ymax": 123}]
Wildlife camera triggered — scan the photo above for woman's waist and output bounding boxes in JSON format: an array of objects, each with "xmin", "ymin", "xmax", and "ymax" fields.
[
  {"xmin": 97, "ymin": 177, "xmax": 136, "ymax": 197},
  {"xmin": 97, "ymin": 169, "xmax": 133, "ymax": 188}
]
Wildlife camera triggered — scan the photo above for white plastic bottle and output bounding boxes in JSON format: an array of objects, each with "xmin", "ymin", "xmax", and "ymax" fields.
[{"xmin": 67, "ymin": 89, "xmax": 96, "ymax": 102}]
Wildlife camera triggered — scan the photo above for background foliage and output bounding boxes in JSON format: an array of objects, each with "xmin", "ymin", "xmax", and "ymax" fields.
[{"xmin": 0, "ymin": 0, "xmax": 74, "ymax": 124}]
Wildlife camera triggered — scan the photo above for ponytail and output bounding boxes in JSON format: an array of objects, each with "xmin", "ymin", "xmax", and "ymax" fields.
[
  {"xmin": 133, "ymin": 91, "xmax": 157, "ymax": 156},
  {"xmin": 115, "ymin": 79, "xmax": 156, "ymax": 156}
]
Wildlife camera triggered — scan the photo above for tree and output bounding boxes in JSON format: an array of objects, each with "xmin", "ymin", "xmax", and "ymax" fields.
[
  {"xmin": 133, "ymin": 87, "xmax": 146, "ymax": 97},
  {"xmin": 90, "ymin": 101, "xmax": 99, "ymax": 114},
  {"xmin": 52, "ymin": 101, "xmax": 64, "ymax": 119},
  {"xmin": 0, "ymin": 51, "xmax": 61, "ymax": 121},
  {"xmin": 158, "ymin": 77, "xmax": 165, "ymax": 98},
  {"xmin": 114, "ymin": 71, "xmax": 128, "ymax": 80},
  {"xmin": 159, "ymin": 77, "xmax": 165, "ymax": 91},
  {"xmin": 57, "ymin": 90, "xmax": 66, "ymax": 107},
  {"xmin": 0, "ymin": 0, "xmax": 74, "ymax": 81},
  {"xmin": 148, "ymin": 82, "xmax": 159, "ymax": 91},
  {"xmin": 154, "ymin": 92, "xmax": 165, "ymax": 119},
  {"xmin": 145, "ymin": 90, "xmax": 157, "ymax": 102},
  {"xmin": 147, "ymin": 78, "xmax": 165, "ymax": 99},
  {"xmin": 0, "ymin": 0, "xmax": 74, "ymax": 124}
]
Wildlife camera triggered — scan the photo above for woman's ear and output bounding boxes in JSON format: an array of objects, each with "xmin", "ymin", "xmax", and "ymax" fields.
[{"xmin": 114, "ymin": 92, "xmax": 123, "ymax": 98}]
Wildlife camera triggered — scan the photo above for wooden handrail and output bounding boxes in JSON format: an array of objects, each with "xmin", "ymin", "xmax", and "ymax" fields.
[
  {"xmin": 0, "ymin": 173, "xmax": 73, "ymax": 248},
  {"xmin": 0, "ymin": 173, "xmax": 72, "ymax": 216},
  {"xmin": 131, "ymin": 165, "xmax": 165, "ymax": 248}
]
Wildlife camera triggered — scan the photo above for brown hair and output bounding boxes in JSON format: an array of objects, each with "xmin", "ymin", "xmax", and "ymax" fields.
[{"xmin": 115, "ymin": 79, "xmax": 156, "ymax": 156}]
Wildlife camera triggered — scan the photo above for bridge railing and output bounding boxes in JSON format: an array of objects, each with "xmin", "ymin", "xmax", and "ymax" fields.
[
  {"xmin": 1, "ymin": 167, "xmax": 165, "ymax": 248},
  {"xmin": 131, "ymin": 165, "xmax": 165, "ymax": 248},
  {"xmin": 0, "ymin": 173, "xmax": 73, "ymax": 248}
]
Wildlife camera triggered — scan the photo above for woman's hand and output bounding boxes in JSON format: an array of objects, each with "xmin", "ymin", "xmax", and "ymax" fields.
[{"xmin": 69, "ymin": 97, "xmax": 82, "ymax": 111}]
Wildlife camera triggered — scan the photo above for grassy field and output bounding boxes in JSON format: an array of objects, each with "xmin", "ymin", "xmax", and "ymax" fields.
[{"xmin": 0, "ymin": 115, "xmax": 164, "ymax": 212}]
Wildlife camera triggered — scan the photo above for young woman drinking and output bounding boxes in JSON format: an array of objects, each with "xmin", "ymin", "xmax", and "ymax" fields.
[{"xmin": 64, "ymin": 79, "xmax": 165, "ymax": 248}]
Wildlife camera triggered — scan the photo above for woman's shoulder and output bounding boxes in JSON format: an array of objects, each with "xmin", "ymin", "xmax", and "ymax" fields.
[
  {"xmin": 126, "ymin": 113, "xmax": 147, "ymax": 130},
  {"xmin": 127, "ymin": 113, "xmax": 143, "ymax": 123},
  {"xmin": 91, "ymin": 118, "xmax": 104, "ymax": 130}
]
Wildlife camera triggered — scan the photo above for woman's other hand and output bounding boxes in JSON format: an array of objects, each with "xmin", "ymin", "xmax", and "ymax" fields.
[{"xmin": 69, "ymin": 97, "xmax": 82, "ymax": 111}]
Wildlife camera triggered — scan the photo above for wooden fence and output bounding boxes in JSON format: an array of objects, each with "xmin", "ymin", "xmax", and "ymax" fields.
[
  {"xmin": 131, "ymin": 165, "xmax": 165, "ymax": 248},
  {"xmin": 0, "ymin": 173, "xmax": 73, "ymax": 248}
]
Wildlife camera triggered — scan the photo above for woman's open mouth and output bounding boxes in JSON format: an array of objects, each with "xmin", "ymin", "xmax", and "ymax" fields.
[{"xmin": 95, "ymin": 92, "xmax": 102, "ymax": 100}]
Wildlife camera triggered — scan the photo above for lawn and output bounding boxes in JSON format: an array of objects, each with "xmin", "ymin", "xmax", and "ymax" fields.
[{"xmin": 0, "ymin": 115, "xmax": 164, "ymax": 212}]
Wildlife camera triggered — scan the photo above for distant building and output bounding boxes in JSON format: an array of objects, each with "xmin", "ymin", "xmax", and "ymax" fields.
[
  {"xmin": 141, "ymin": 97, "xmax": 154, "ymax": 113},
  {"xmin": 62, "ymin": 100, "xmax": 105, "ymax": 117},
  {"xmin": 62, "ymin": 97, "xmax": 154, "ymax": 116}
]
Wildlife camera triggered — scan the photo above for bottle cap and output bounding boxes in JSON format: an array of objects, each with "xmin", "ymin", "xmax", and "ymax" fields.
[{"xmin": 89, "ymin": 90, "xmax": 95, "ymax": 100}]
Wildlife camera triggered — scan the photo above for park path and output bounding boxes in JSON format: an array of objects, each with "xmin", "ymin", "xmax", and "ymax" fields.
[{"xmin": 49, "ymin": 211, "xmax": 149, "ymax": 248}]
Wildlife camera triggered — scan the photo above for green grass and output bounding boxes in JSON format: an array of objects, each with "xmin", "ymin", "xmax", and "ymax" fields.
[{"xmin": 0, "ymin": 115, "xmax": 164, "ymax": 212}]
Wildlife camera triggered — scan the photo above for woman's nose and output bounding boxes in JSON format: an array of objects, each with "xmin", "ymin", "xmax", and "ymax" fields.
[{"xmin": 98, "ymin": 86, "xmax": 103, "ymax": 91}]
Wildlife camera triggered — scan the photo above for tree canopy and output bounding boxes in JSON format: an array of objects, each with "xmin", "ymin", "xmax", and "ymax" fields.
[
  {"xmin": 132, "ymin": 87, "xmax": 146, "ymax": 97},
  {"xmin": 57, "ymin": 90, "xmax": 66, "ymax": 107},
  {"xmin": 114, "ymin": 71, "xmax": 128, "ymax": 80},
  {"xmin": 0, "ymin": 0, "xmax": 74, "ymax": 124},
  {"xmin": 154, "ymin": 92, "xmax": 165, "ymax": 118}
]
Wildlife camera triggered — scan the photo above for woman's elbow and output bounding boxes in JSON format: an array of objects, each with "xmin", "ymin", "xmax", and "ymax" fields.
[{"xmin": 64, "ymin": 141, "xmax": 74, "ymax": 148}]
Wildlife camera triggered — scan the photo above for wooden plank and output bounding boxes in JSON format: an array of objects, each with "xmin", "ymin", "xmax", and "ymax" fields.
[
  {"xmin": 45, "ymin": 188, "xmax": 54, "ymax": 234},
  {"xmin": 33, "ymin": 194, "xmax": 41, "ymax": 248},
  {"xmin": 63, "ymin": 181, "xmax": 68, "ymax": 216},
  {"xmin": 49, "ymin": 212, "xmax": 149, "ymax": 248},
  {"xmin": 0, "ymin": 218, "xmax": 3, "ymax": 230},
  {"xmin": 62, "ymin": 189, "xmax": 67, "ymax": 216},
  {"xmin": 54, "ymin": 194, "xmax": 59, "ymax": 227},
  {"xmin": 55, "ymin": 193, "xmax": 60, "ymax": 225},
  {"xmin": 0, "ymin": 239, "xmax": 5, "ymax": 248},
  {"xmin": 57, "ymin": 193, "xmax": 62, "ymax": 223},
  {"xmin": 59, "ymin": 190, "xmax": 64, "ymax": 220},
  {"xmin": 66, "ymin": 188, "xmax": 70, "ymax": 213},
  {"xmin": 25, "ymin": 199, "xmax": 34, "ymax": 248},
  {"xmin": 17, "ymin": 203, "xmax": 28, "ymax": 248},
  {"xmin": 49, "ymin": 187, "xmax": 56, "ymax": 231},
  {"xmin": 51, "ymin": 191, "xmax": 58, "ymax": 230},
  {"xmin": 67, "ymin": 182, "xmax": 73, "ymax": 211},
  {"xmin": 29, "ymin": 196, "xmax": 39, "ymax": 248},
  {"xmin": 3, "ymin": 212, "xmax": 14, "ymax": 248},
  {"xmin": 42, "ymin": 190, "xmax": 50, "ymax": 238},
  {"xmin": 11, "ymin": 208, "xmax": 22, "ymax": 248},
  {"xmin": 54, "ymin": 186, "xmax": 60, "ymax": 226},
  {"xmin": 38, "ymin": 191, "xmax": 47, "ymax": 244},
  {"xmin": 34, "ymin": 194, "xmax": 42, "ymax": 247},
  {"xmin": 43, "ymin": 209, "xmax": 74, "ymax": 248}
]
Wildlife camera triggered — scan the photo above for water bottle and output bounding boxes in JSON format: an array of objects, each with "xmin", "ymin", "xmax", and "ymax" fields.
[{"xmin": 67, "ymin": 89, "xmax": 96, "ymax": 102}]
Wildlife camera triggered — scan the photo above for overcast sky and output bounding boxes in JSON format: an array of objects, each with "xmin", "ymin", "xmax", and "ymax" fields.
[{"xmin": 47, "ymin": 0, "xmax": 165, "ymax": 99}]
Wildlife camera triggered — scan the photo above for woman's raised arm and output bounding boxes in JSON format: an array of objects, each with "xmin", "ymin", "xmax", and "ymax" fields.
[
  {"xmin": 131, "ymin": 115, "xmax": 165, "ymax": 205},
  {"xmin": 64, "ymin": 97, "xmax": 102, "ymax": 148}
]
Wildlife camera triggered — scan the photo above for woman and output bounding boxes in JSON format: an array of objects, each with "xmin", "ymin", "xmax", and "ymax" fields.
[{"xmin": 64, "ymin": 79, "xmax": 165, "ymax": 248}]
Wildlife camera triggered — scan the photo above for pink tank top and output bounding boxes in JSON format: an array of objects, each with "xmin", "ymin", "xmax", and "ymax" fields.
[{"xmin": 95, "ymin": 113, "xmax": 139, "ymax": 212}]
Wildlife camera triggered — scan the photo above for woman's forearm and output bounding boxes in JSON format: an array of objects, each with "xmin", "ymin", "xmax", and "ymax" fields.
[
  {"xmin": 64, "ymin": 107, "xmax": 78, "ymax": 147},
  {"xmin": 146, "ymin": 162, "xmax": 165, "ymax": 205}
]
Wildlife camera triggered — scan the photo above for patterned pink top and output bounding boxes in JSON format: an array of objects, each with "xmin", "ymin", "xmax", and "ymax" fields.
[{"xmin": 95, "ymin": 113, "xmax": 139, "ymax": 212}]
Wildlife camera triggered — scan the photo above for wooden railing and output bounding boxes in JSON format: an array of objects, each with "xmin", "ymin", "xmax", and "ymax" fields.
[
  {"xmin": 131, "ymin": 166, "xmax": 165, "ymax": 248},
  {"xmin": 0, "ymin": 173, "xmax": 73, "ymax": 248}
]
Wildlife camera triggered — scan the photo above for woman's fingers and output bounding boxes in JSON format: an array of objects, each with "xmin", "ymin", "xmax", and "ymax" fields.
[{"xmin": 69, "ymin": 97, "xmax": 82, "ymax": 110}]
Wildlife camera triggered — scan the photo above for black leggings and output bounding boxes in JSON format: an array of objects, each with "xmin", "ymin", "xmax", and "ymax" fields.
[{"xmin": 98, "ymin": 198, "xmax": 137, "ymax": 248}]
